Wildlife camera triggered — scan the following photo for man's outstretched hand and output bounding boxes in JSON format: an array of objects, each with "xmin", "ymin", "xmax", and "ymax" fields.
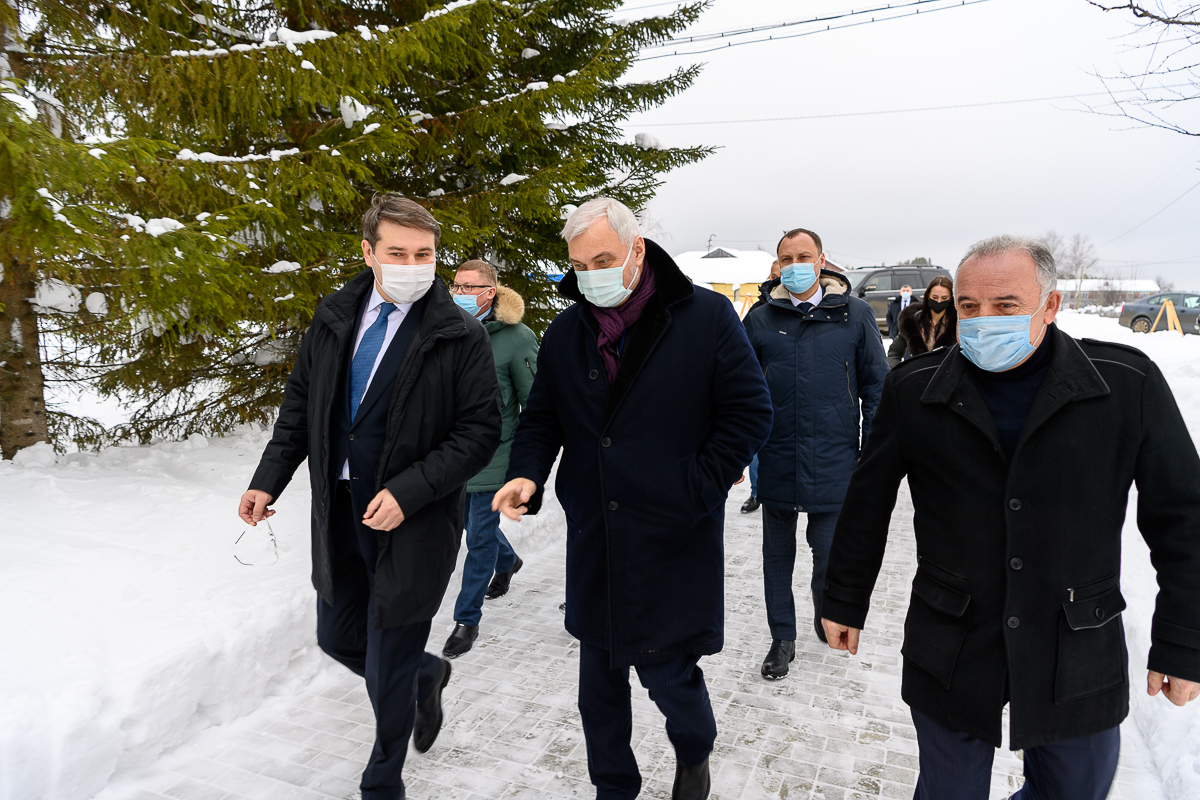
[
  {"xmin": 1148, "ymin": 671, "xmax": 1200, "ymax": 706},
  {"xmin": 363, "ymin": 488, "xmax": 405, "ymax": 531},
  {"xmin": 822, "ymin": 618, "xmax": 860, "ymax": 655},
  {"xmin": 238, "ymin": 490, "xmax": 275, "ymax": 526},
  {"xmin": 493, "ymin": 478, "xmax": 537, "ymax": 521}
]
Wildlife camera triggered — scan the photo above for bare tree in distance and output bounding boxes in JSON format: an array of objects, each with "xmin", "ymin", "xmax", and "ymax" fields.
[
  {"xmin": 1043, "ymin": 230, "xmax": 1069, "ymax": 276},
  {"xmin": 1157, "ymin": 274, "xmax": 1177, "ymax": 291},
  {"xmin": 1084, "ymin": 2, "xmax": 1200, "ymax": 136}
]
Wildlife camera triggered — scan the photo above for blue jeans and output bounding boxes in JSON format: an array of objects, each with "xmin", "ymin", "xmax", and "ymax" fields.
[
  {"xmin": 748, "ymin": 453, "xmax": 759, "ymax": 497},
  {"xmin": 911, "ymin": 708, "xmax": 1119, "ymax": 800},
  {"xmin": 453, "ymin": 491, "xmax": 518, "ymax": 627},
  {"xmin": 578, "ymin": 642, "xmax": 717, "ymax": 800},
  {"xmin": 761, "ymin": 504, "xmax": 838, "ymax": 641}
]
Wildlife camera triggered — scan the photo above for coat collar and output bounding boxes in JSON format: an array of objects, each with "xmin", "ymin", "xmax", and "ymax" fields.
[
  {"xmin": 921, "ymin": 326, "xmax": 1111, "ymax": 458},
  {"xmin": 558, "ymin": 238, "xmax": 695, "ymax": 308},
  {"xmin": 486, "ymin": 284, "xmax": 525, "ymax": 328}
]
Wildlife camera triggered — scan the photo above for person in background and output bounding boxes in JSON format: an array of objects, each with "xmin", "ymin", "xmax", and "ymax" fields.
[
  {"xmin": 823, "ymin": 234, "xmax": 1200, "ymax": 800},
  {"xmin": 237, "ymin": 195, "xmax": 502, "ymax": 800},
  {"xmin": 886, "ymin": 283, "xmax": 917, "ymax": 338},
  {"xmin": 493, "ymin": 198, "xmax": 773, "ymax": 800},
  {"xmin": 887, "ymin": 276, "xmax": 956, "ymax": 369},
  {"xmin": 442, "ymin": 259, "xmax": 540, "ymax": 659},
  {"xmin": 742, "ymin": 260, "xmax": 781, "ymax": 514},
  {"xmin": 742, "ymin": 228, "xmax": 888, "ymax": 680}
]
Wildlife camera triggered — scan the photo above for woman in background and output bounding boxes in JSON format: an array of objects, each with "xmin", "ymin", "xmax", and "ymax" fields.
[{"xmin": 887, "ymin": 276, "xmax": 955, "ymax": 369}]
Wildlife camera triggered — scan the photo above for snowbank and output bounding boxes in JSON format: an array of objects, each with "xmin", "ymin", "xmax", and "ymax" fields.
[
  {"xmin": 0, "ymin": 428, "xmax": 564, "ymax": 800},
  {"xmin": 1055, "ymin": 311, "xmax": 1200, "ymax": 800}
]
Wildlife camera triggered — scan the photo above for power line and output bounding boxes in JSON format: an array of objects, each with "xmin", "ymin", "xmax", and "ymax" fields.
[
  {"xmin": 628, "ymin": 85, "xmax": 1193, "ymax": 127},
  {"xmin": 1099, "ymin": 176, "xmax": 1200, "ymax": 247},
  {"xmin": 644, "ymin": 0, "xmax": 969, "ymax": 48},
  {"xmin": 639, "ymin": 0, "xmax": 993, "ymax": 60}
]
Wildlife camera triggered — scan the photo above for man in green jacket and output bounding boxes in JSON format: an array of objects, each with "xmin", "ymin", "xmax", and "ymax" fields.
[{"xmin": 443, "ymin": 259, "xmax": 540, "ymax": 658}]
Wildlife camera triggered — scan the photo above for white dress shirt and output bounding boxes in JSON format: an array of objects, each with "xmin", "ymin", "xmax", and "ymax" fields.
[
  {"xmin": 341, "ymin": 284, "xmax": 414, "ymax": 480},
  {"xmin": 790, "ymin": 284, "xmax": 824, "ymax": 309}
]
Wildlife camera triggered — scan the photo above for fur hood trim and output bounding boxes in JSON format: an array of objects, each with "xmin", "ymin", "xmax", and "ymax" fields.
[
  {"xmin": 492, "ymin": 284, "xmax": 525, "ymax": 325},
  {"xmin": 769, "ymin": 270, "xmax": 850, "ymax": 301}
]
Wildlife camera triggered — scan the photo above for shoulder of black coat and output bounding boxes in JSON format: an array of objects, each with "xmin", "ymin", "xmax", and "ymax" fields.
[
  {"xmin": 1077, "ymin": 337, "xmax": 1153, "ymax": 375},
  {"xmin": 890, "ymin": 347, "xmax": 951, "ymax": 385}
]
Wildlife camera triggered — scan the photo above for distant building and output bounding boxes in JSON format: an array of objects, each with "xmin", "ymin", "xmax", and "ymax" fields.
[
  {"xmin": 673, "ymin": 247, "xmax": 777, "ymax": 317},
  {"xmin": 1057, "ymin": 279, "xmax": 1159, "ymax": 307}
]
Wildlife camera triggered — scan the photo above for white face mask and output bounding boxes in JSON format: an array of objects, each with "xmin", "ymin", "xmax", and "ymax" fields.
[{"xmin": 371, "ymin": 252, "xmax": 436, "ymax": 304}]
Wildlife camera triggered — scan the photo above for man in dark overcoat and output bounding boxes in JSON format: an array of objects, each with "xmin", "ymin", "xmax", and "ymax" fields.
[
  {"xmin": 822, "ymin": 234, "xmax": 1200, "ymax": 800},
  {"xmin": 493, "ymin": 198, "xmax": 773, "ymax": 800},
  {"xmin": 238, "ymin": 195, "xmax": 502, "ymax": 800}
]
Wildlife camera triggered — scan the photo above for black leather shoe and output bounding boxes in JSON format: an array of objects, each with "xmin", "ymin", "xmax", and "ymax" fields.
[
  {"xmin": 485, "ymin": 556, "xmax": 523, "ymax": 600},
  {"xmin": 558, "ymin": 601, "xmax": 566, "ymax": 614},
  {"xmin": 672, "ymin": 756, "xmax": 711, "ymax": 800},
  {"xmin": 761, "ymin": 639, "xmax": 795, "ymax": 680},
  {"xmin": 442, "ymin": 623, "xmax": 478, "ymax": 659},
  {"xmin": 740, "ymin": 495, "xmax": 760, "ymax": 513},
  {"xmin": 413, "ymin": 657, "xmax": 452, "ymax": 753}
]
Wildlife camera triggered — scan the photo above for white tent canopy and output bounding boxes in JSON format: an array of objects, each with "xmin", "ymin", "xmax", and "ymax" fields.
[
  {"xmin": 1057, "ymin": 279, "xmax": 1159, "ymax": 293},
  {"xmin": 672, "ymin": 247, "xmax": 775, "ymax": 288}
]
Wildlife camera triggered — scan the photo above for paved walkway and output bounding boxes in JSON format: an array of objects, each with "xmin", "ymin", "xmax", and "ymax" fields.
[{"xmin": 102, "ymin": 483, "xmax": 1165, "ymax": 800}]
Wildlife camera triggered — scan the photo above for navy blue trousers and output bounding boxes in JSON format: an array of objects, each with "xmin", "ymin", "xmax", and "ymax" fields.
[
  {"xmin": 316, "ymin": 482, "xmax": 444, "ymax": 800},
  {"xmin": 452, "ymin": 490, "xmax": 518, "ymax": 627},
  {"xmin": 911, "ymin": 708, "xmax": 1120, "ymax": 800},
  {"xmin": 761, "ymin": 504, "xmax": 838, "ymax": 641},
  {"xmin": 577, "ymin": 642, "xmax": 717, "ymax": 800}
]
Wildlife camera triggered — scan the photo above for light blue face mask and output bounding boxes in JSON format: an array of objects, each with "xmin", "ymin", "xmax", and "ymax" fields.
[
  {"xmin": 957, "ymin": 301, "xmax": 1049, "ymax": 372},
  {"xmin": 780, "ymin": 261, "xmax": 819, "ymax": 295},
  {"xmin": 576, "ymin": 246, "xmax": 639, "ymax": 308},
  {"xmin": 453, "ymin": 293, "xmax": 487, "ymax": 317}
]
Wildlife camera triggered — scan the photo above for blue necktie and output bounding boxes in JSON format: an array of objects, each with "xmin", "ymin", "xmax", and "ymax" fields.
[
  {"xmin": 349, "ymin": 302, "xmax": 395, "ymax": 420},
  {"xmin": 799, "ymin": 302, "xmax": 813, "ymax": 314}
]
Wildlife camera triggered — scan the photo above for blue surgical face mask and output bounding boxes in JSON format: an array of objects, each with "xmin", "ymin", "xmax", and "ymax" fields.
[
  {"xmin": 576, "ymin": 246, "xmax": 639, "ymax": 308},
  {"xmin": 453, "ymin": 293, "xmax": 485, "ymax": 317},
  {"xmin": 780, "ymin": 260, "xmax": 819, "ymax": 295},
  {"xmin": 957, "ymin": 300, "xmax": 1049, "ymax": 372}
]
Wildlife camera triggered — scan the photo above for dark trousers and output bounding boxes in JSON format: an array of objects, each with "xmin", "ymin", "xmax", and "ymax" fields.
[
  {"xmin": 748, "ymin": 453, "xmax": 759, "ymax": 497},
  {"xmin": 911, "ymin": 708, "xmax": 1120, "ymax": 800},
  {"xmin": 452, "ymin": 490, "xmax": 518, "ymax": 627},
  {"xmin": 316, "ymin": 482, "xmax": 444, "ymax": 800},
  {"xmin": 761, "ymin": 504, "xmax": 838, "ymax": 641},
  {"xmin": 577, "ymin": 642, "xmax": 717, "ymax": 800}
]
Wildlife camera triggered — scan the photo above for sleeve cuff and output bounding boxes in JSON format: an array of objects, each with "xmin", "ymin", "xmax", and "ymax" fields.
[
  {"xmin": 504, "ymin": 467, "xmax": 546, "ymax": 515},
  {"xmin": 821, "ymin": 580, "xmax": 872, "ymax": 630},
  {"xmin": 1147, "ymin": 639, "xmax": 1200, "ymax": 684}
]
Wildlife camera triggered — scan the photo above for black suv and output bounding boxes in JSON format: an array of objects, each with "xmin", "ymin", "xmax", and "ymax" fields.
[{"xmin": 844, "ymin": 265, "xmax": 953, "ymax": 334}]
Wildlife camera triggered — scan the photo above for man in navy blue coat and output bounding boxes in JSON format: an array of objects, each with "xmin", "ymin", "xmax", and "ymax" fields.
[
  {"xmin": 493, "ymin": 198, "xmax": 773, "ymax": 800},
  {"xmin": 742, "ymin": 228, "xmax": 888, "ymax": 680}
]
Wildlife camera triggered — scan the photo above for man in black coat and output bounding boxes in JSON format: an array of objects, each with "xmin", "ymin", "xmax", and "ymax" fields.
[
  {"xmin": 822, "ymin": 235, "xmax": 1200, "ymax": 800},
  {"xmin": 885, "ymin": 283, "xmax": 917, "ymax": 338},
  {"xmin": 238, "ymin": 195, "xmax": 502, "ymax": 800},
  {"xmin": 493, "ymin": 198, "xmax": 773, "ymax": 800}
]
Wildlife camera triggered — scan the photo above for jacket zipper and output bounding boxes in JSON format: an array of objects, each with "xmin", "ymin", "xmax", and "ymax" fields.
[
  {"xmin": 524, "ymin": 357, "xmax": 535, "ymax": 379},
  {"xmin": 845, "ymin": 362, "xmax": 854, "ymax": 407}
]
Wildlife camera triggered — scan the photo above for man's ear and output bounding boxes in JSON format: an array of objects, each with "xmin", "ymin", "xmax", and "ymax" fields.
[{"xmin": 361, "ymin": 239, "xmax": 373, "ymax": 268}]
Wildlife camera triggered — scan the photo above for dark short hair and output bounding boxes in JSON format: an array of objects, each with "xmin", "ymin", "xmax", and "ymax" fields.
[
  {"xmin": 361, "ymin": 194, "xmax": 441, "ymax": 249},
  {"xmin": 777, "ymin": 228, "xmax": 823, "ymax": 256},
  {"xmin": 457, "ymin": 259, "xmax": 497, "ymax": 287}
]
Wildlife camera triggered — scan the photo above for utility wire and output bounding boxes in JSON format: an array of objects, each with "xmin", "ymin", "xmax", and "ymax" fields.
[
  {"xmin": 629, "ymin": 85, "xmax": 1194, "ymax": 127},
  {"xmin": 644, "ymin": 0, "xmax": 969, "ymax": 48},
  {"xmin": 640, "ymin": 0, "xmax": 993, "ymax": 60},
  {"xmin": 1099, "ymin": 176, "xmax": 1200, "ymax": 247}
]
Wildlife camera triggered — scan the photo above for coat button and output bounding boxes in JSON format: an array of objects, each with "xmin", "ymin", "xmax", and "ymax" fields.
[
  {"xmin": 1007, "ymin": 616, "xmax": 1020, "ymax": 629},
  {"xmin": 348, "ymin": 433, "xmax": 355, "ymax": 441},
  {"xmin": 601, "ymin": 437, "xmax": 611, "ymax": 447},
  {"xmin": 1095, "ymin": 607, "xmax": 1107, "ymax": 620},
  {"xmin": 589, "ymin": 369, "xmax": 599, "ymax": 380},
  {"xmin": 1008, "ymin": 498, "xmax": 1022, "ymax": 511},
  {"xmin": 608, "ymin": 500, "xmax": 618, "ymax": 511},
  {"xmin": 1010, "ymin": 558, "xmax": 1023, "ymax": 570}
]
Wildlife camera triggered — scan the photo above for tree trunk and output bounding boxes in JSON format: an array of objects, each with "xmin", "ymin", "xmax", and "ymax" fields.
[{"xmin": 0, "ymin": 260, "xmax": 50, "ymax": 458}]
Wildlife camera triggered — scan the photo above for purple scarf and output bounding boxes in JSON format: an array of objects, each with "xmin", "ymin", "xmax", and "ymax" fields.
[{"xmin": 588, "ymin": 262, "xmax": 658, "ymax": 384}]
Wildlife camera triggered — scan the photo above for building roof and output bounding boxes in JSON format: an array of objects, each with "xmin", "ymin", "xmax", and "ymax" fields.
[
  {"xmin": 672, "ymin": 247, "xmax": 775, "ymax": 287},
  {"xmin": 1057, "ymin": 279, "xmax": 1160, "ymax": 293}
]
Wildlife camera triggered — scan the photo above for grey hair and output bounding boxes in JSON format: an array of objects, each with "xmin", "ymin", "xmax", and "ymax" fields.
[
  {"xmin": 560, "ymin": 197, "xmax": 641, "ymax": 246},
  {"xmin": 957, "ymin": 234, "xmax": 1058, "ymax": 301}
]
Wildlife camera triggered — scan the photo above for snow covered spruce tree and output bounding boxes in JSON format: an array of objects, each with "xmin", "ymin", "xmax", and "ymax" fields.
[{"xmin": 1, "ymin": 0, "xmax": 710, "ymax": 457}]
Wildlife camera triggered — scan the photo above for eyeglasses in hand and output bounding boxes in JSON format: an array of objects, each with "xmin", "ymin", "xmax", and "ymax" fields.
[{"xmin": 233, "ymin": 520, "xmax": 279, "ymax": 566}]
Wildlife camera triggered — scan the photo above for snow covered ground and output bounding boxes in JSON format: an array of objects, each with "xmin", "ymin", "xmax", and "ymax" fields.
[{"xmin": 1, "ymin": 310, "xmax": 1198, "ymax": 800}]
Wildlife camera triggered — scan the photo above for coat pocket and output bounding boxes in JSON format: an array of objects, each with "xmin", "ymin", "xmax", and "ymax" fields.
[
  {"xmin": 1055, "ymin": 583, "xmax": 1128, "ymax": 704},
  {"xmin": 901, "ymin": 563, "xmax": 973, "ymax": 689}
]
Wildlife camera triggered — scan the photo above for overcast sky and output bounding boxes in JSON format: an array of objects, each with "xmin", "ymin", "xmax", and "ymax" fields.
[{"xmin": 619, "ymin": 0, "xmax": 1200, "ymax": 288}]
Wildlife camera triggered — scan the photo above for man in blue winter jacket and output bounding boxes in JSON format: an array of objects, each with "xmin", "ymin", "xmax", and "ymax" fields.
[{"xmin": 743, "ymin": 227, "xmax": 888, "ymax": 680}]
